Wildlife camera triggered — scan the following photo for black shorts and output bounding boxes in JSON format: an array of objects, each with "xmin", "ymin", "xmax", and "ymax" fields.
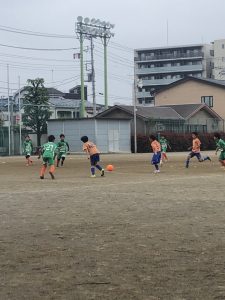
[
  {"xmin": 90, "ymin": 154, "xmax": 100, "ymax": 165},
  {"xmin": 189, "ymin": 152, "xmax": 201, "ymax": 160}
]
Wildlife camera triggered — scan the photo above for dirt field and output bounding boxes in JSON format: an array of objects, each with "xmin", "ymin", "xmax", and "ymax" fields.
[{"xmin": 0, "ymin": 152, "xmax": 225, "ymax": 300}]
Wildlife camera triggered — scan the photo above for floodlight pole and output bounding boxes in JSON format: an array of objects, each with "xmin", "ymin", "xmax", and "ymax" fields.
[
  {"xmin": 7, "ymin": 64, "xmax": 11, "ymax": 156},
  {"xmin": 103, "ymin": 36, "xmax": 108, "ymax": 110},
  {"xmin": 79, "ymin": 33, "xmax": 85, "ymax": 118},
  {"xmin": 90, "ymin": 36, "xmax": 96, "ymax": 116}
]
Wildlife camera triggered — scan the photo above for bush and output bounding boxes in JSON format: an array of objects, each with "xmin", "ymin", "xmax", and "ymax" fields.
[{"xmin": 131, "ymin": 132, "xmax": 225, "ymax": 153}]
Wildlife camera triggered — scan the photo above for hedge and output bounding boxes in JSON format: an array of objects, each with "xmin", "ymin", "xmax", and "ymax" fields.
[{"xmin": 131, "ymin": 132, "xmax": 225, "ymax": 153}]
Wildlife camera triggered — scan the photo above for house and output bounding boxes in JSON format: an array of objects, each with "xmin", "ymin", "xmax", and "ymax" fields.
[
  {"xmin": 155, "ymin": 76, "xmax": 225, "ymax": 120},
  {"xmin": 96, "ymin": 104, "xmax": 223, "ymax": 135}
]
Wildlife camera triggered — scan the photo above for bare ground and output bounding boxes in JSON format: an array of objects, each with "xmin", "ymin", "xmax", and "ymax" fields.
[{"xmin": 0, "ymin": 152, "xmax": 225, "ymax": 300}]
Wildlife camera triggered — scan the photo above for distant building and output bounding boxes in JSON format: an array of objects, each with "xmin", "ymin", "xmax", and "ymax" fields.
[
  {"xmin": 134, "ymin": 39, "xmax": 225, "ymax": 106},
  {"xmin": 96, "ymin": 104, "xmax": 223, "ymax": 134},
  {"xmin": 155, "ymin": 76, "xmax": 225, "ymax": 120},
  {"xmin": 212, "ymin": 39, "xmax": 225, "ymax": 80}
]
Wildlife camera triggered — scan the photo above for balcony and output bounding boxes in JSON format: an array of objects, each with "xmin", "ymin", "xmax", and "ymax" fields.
[
  {"xmin": 142, "ymin": 78, "xmax": 178, "ymax": 86},
  {"xmin": 136, "ymin": 91, "xmax": 153, "ymax": 98},
  {"xmin": 135, "ymin": 51, "xmax": 204, "ymax": 62},
  {"xmin": 135, "ymin": 64, "xmax": 203, "ymax": 75}
]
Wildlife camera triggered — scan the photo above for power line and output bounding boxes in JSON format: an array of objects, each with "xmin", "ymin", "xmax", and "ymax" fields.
[
  {"xmin": 0, "ymin": 25, "xmax": 74, "ymax": 39},
  {"xmin": 0, "ymin": 43, "xmax": 77, "ymax": 51}
]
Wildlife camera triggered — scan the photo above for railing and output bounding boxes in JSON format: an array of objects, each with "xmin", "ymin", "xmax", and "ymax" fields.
[
  {"xmin": 135, "ymin": 51, "xmax": 204, "ymax": 62},
  {"xmin": 135, "ymin": 64, "xmax": 203, "ymax": 75}
]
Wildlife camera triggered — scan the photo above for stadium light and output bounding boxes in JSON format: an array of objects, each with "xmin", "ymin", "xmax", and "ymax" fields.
[{"xmin": 75, "ymin": 16, "xmax": 115, "ymax": 113}]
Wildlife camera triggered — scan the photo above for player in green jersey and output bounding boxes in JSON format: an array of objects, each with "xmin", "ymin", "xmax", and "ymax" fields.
[
  {"xmin": 38, "ymin": 135, "xmax": 57, "ymax": 179},
  {"xmin": 56, "ymin": 134, "xmax": 70, "ymax": 167},
  {"xmin": 159, "ymin": 135, "xmax": 171, "ymax": 165},
  {"xmin": 214, "ymin": 133, "xmax": 225, "ymax": 168},
  {"xmin": 23, "ymin": 135, "xmax": 33, "ymax": 166}
]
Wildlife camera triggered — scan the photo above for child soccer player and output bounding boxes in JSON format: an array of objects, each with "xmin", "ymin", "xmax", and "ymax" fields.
[
  {"xmin": 159, "ymin": 135, "xmax": 171, "ymax": 165},
  {"xmin": 214, "ymin": 133, "xmax": 225, "ymax": 168},
  {"xmin": 23, "ymin": 135, "xmax": 33, "ymax": 166},
  {"xmin": 56, "ymin": 134, "xmax": 70, "ymax": 167},
  {"xmin": 185, "ymin": 132, "xmax": 211, "ymax": 168},
  {"xmin": 80, "ymin": 136, "xmax": 104, "ymax": 178},
  {"xmin": 38, "ymin": 135, "xmax": 57, "ymax": 180},
  {"xmin": 149, "ymin": 135, "xmax": 161, "ymax": 174}
]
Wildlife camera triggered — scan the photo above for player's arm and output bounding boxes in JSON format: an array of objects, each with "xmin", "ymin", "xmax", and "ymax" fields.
[{"xmin": 66, "ymin": 142, "xmax": 70, "ymax": 152}]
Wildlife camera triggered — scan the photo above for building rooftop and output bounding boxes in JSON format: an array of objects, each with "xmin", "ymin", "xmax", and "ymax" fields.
[{"xmin": 134, "ymin": 44, "xmax": 206, "ymax": 52}]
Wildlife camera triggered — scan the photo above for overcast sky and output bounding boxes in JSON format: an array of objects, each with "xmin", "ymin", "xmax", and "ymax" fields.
[{"xmin": 1, "ymin": 0, "xmax": 225, "ymax": 105}]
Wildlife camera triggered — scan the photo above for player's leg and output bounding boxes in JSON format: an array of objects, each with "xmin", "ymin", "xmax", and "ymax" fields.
[
  {"xmin": 152, "ymin": 152, "xmax": 161, "ymax": 173},
  {"xmin": 40, "ymin": 160, "xmax": 47, "ymax": 179},
  {"xmin": 25, "ymin": 154, "xmax": 30, "ymax": 166},
  {"xmin": 185, "ymin": 152, "xmax": 194, "ymax": 168},
  {"xmin": 219, "ymin": 152, "xmax": 225, "ymax": 167},
  {"xmin": 56, "ymin": 153, "xmax": 61, "ymax": 167},
  {"xmin": 61, "ymin": 155, "xmax": 66, "ymax": 166},
  {"xmin": 90, "ymin": 155, "xmax": 96, "ymax": 177},
  {"xmin": 95, "ymin": 154, "xmax": 104, "ymax": 176},
  {"xmin": 49, "ymin": 158, "xmax": 55, "ymax": 179}
]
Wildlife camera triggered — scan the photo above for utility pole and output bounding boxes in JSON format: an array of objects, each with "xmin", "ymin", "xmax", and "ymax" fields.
[
  {"xmin": 79, "ymin": 33, "xmax": 85, "ymax": 118},
  {"xmin": 103, "ymin": 36, "xmax": 108, "ymax": 110},
  {"xmin": 90, "ymin": 37, "xmax": 96, "ymax": 116},
  {"xmin": 18, "ymin": 76, "xmax": 22, "ymax": 155},
  {"xmin": 7, "ymin": 64, "xmax": 11, "ymax": 156}
]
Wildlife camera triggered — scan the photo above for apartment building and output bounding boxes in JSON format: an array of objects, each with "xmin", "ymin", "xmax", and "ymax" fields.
[
  {"xmin": 212, "ymin": 39, "xmax": 225, "ymax": 80},
  {"xmin": 134, "ymin": 44, "xmax": 213, "ymax": 106}
]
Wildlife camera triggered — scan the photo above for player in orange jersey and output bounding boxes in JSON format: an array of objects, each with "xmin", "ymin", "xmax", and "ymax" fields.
[
  {"xmin": 185, "ymin": 132, "xmax": 211, "ymax": 168},
  {"xmin": 81, "ymin": 136, "xmax": 105, "ymax": 178},
  {"xmin": 149, "ymin": 135, "xmax": 161, "ymax": 174}
]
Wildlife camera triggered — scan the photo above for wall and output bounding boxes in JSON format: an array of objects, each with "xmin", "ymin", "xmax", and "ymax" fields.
[
  {"xmin": 47, "ymin": 119, "xmax": 131, "ymax": 153},
  {"xmin": 155, "ymin": 80, "xmax": 225, "ymax": 119}
]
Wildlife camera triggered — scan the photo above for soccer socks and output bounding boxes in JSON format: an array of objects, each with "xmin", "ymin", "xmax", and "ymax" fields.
[
  {"xmin": 186, "ymin": 159, "xmax": 190, "ymax": 168},
  {"xmin": 155, "ymin": 164, "xmax": 159, "ymax": 171},
  {"xmin": 204, "ymin": 156, "xmax": 211, "ymax": 161},
  {"xmin": 61, "ymin": 157, "xmax": 65, "ymax": 166},
  {"xmin": 49, "ymin": 165, "xmax": 55, "ymax": 173},
  {"xmin": 57, "ymin": 159, "xmax": 60, "ymax": 167},
  {"xmin": 40, "ymin": 165, "xmax": 47, "ymax": 177},
  {"xmin": 91, "ymin": 166, "xmax": 95, "ymax": 175},
  {"xmin": 96, "ymin": 164, "xmax": 102, "ymax": 171}
]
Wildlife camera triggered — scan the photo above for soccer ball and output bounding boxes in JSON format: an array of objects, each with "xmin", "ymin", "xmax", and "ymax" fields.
[{"xmin": 106, "ymin": 164, "xmax": 114, "ymax": 171}]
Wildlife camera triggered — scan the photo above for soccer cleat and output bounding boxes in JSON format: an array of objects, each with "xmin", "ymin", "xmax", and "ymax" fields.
[
  {"xmin": 91, "ymin": 174, "xmax": 96, "ymax": 178},
  {"xmin": 101, "ymin": 169, "xmax": 105, "ymax": 177},
  {"xmin": 40, "ymin": 176, "xmax": 44, "ymax": 179},
  {"xmin": 207, "ymin": 156, "xmax": 211, "ymax": 161},
  {"xmin": 49, "ymin": 172, "xmax": 55, "ymax": 180},
  {"xmin": 154, "ymin": 170, "xmax": 160, "ymax": 174}
]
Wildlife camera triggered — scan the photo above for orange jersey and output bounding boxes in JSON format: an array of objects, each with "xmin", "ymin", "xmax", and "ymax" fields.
[
  {"xmin": 83, "ymin": 141, "xmax": 99, "ymax": 156},
  {"xmin": 192, "ymin": 138, "xmax": 201, "ymax": 153},
  {"xmin": 151, "ymin": 140, "xmax": 161, "ymax": 153}
]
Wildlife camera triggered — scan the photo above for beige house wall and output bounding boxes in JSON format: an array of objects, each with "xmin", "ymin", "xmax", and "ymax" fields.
[{"xmin": 155, "ymin": 80, "xmax": 225, "ymax": 119}]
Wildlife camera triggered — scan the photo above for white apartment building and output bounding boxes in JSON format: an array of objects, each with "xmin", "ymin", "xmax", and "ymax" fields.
[
  {"xmin": 134, "ymin": 44, "xmax": 213, "ymax": 106},
  {"xmin": 212, "ymin": 39, "xmax": 225, "ymax": 80}
]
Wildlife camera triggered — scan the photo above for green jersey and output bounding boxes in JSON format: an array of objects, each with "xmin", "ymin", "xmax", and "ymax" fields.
[
  {"xmin": 159, "ymin": 138, "xmax": 168, "ymax": 152},
  {"xmin": 23, "ymin": 141, "xmax": 33, "ymax": 154},
  {"xmin": 42, "ymin": 142, "xmax": 57, "ymax": 159},
  {"xmin": 57, "ymin": 140, "xmax": 69, "ymax": 154},
  {"xmin": 216, "ymin": 138, "xmax": 225, "ymax": 152}
]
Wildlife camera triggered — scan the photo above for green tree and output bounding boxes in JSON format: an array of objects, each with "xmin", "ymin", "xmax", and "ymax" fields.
[{"xmin": 23, "ymin": 78, "xmax": 52, "ymax": 146}]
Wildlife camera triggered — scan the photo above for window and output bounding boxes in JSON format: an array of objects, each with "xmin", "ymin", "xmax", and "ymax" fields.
[
  {"xmin": 222, "ymin": 44, "xmax": 225, "ymax": 49},
  {"xmin": 201, "ymin": 96, "xmax": 213, "ymax": 107},
  {"xmin": 57, "ymin": 111, "xmax": 72, "ymax": 119}
]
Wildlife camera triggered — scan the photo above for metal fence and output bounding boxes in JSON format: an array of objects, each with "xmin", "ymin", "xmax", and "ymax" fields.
[{"xmin": 145, "ymin": 118, "xmax": 225, "ymax": 135}]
